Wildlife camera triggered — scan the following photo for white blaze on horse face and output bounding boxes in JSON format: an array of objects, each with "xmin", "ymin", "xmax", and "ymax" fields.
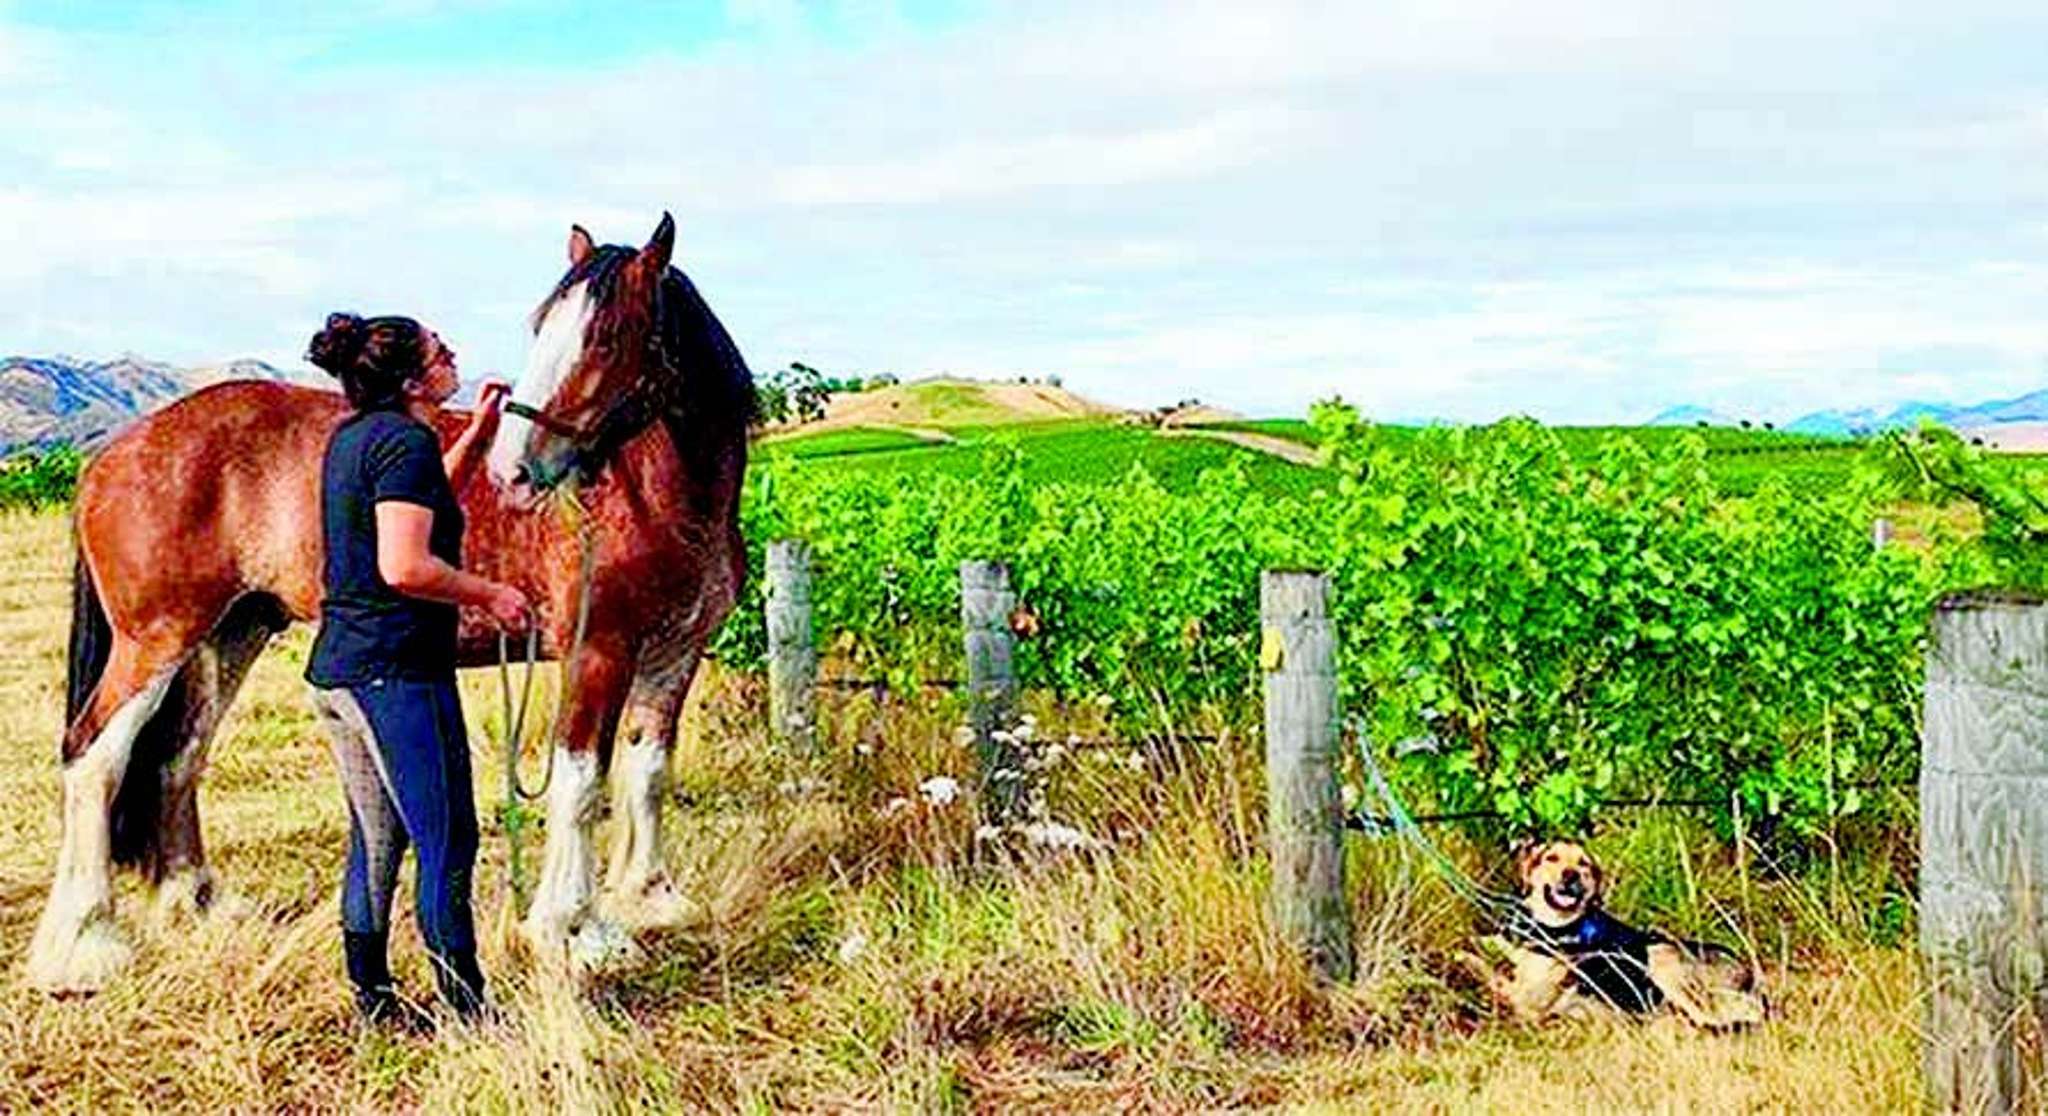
[{"xmin": 489, "ymin": 282, "xmax": 594, "ymax": 485}]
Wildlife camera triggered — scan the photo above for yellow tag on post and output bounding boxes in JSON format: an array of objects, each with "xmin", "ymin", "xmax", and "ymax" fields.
[{"xmin": 1259, "ymin": 626, "xmax": 1284, "ymax": 672}]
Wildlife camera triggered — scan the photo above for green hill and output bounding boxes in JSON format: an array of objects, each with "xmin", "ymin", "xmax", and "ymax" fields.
[{"xmin": 758, "ymin": 381, "xmax": 1880, "ymax": 499}]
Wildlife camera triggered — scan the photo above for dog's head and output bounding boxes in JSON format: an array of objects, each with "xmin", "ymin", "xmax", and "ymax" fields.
[{"xmin": 1514, "ymin": 839, "xmax": 1605, "ymax": 928}]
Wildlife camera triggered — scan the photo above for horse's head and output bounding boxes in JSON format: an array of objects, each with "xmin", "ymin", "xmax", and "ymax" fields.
[{"xmin": 489, "ymin": 213, "xmax": 678, "ymax": 492}]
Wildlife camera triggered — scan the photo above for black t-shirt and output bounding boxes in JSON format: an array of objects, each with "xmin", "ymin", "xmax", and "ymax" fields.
[{"xmin": 306, "ymin": 409, "xmax": 465, "ymax": 687}]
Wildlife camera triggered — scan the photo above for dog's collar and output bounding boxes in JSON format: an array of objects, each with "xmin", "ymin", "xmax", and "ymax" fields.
[{"xmin": 1507, "ymin": 905, "xmax": 1609, "ymax": 951}]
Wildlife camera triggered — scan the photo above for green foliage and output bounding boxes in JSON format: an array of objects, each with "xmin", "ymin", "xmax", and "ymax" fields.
[
  {"xmin": 1878, "ymin": 424, "xmax": 2048, "ymax": 587},
  {"xmin": 721, "ymin": 405, "xmax": 1958, "ymax": 843},
  {"xmin": 1313, "ymin": 406, "xmax": 1946, "ymax": 835},
  {"xmin": 716, "ymin": 442, "xmax": 1321, "ymax": 720},
  {"xmin": 0, "ymin": 445, "xmax": 83, "ymax": 511}
]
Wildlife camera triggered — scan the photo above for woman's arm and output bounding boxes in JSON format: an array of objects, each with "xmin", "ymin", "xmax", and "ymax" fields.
[
  {"xmin": 376, "ymin": 502, "xmax": 528, "ymax": 625},
  {"xmin": 443, "ymin": 381, "xmax": 510, "ymax": 491}
]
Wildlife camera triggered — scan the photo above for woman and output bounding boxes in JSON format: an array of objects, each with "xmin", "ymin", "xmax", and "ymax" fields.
[{"xmin": 302, "ymin": 311, "xmax": 527, "ymax": 1026}]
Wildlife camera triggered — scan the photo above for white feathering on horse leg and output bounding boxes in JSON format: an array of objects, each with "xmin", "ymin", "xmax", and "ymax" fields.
[
  {"xmin": 523, "ymin": 747, "xmax": 638, "ymax": 972},
  {"xmin": 25, "ymin": 669, "xmax": 179, "ymax": 993},
  {"xmin": 603, "ymin": 735, "xmax": 688, "ymax": 929}
]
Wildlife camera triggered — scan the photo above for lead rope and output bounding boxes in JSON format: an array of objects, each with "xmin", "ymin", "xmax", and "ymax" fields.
[
  {"xmin": 495, "ymin": 493, "xmax": 601, "ymax": 906},
  {"xmin": 1346, "ymin": 716, "xmax": 1521, "ymax": 923}
]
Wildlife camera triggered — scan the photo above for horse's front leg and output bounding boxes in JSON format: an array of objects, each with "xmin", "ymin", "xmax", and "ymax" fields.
[
  {"xmin": 522, "ymin": 639, "xmax": 636, "ymax": 972},
  {"xmin": 603, "ymin": 643, "xmax": 699, "ymax": 929}
]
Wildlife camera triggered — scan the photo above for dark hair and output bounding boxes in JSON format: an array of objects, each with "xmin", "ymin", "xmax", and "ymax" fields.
[{"xmin": 306, "ymin": 312, "xmax": 429, "ymax": 411}]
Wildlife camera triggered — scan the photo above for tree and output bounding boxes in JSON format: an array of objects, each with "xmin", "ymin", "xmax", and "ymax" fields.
[
  {"xmin": 752, "ymin": 362, "xmax": 830, "ymax": 425},
  {"xmin": 754, "ymin": 380, "xmax": 789, "ymax": 425},
  {"xmin": 786, "ymin": 362, "xmax": 829, "ymax": 424}
]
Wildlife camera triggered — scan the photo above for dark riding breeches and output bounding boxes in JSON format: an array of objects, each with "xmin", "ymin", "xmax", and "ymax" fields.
[{"xmin": 310, "ymin": 676, "xmax": 480, "ymax": 959}]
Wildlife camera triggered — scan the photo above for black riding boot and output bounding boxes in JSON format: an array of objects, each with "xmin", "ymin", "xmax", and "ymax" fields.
[
  {"xmin": 345, "ymin": 930, "xmax": 431, "ymax": 1033},
  {"xmin": 431, "ymin": 950, "xmax": 489, "ymax": 1020}
]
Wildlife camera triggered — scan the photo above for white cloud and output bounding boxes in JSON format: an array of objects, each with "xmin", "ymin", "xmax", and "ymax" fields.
[
  {"xmin": 0, "ymin": 180, "xmax": 407, "ymax": 291},
  {"xmin": 775, "ymin": 105, "xmax": 1313, "ymax": 205},
  {"xmin": 1, "ymin": 0, "xmax": 2045, "ymax": 421}
]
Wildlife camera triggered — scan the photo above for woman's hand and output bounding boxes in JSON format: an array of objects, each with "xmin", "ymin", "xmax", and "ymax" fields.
[
  {"xmin": 445, "ymin": 379, "xmax": 513, "ymax": 490},
  {"xmin": 476, "ymin": 380, "xmax": 511, "ymax": 415},
  {"xmin": 484, "ymin": 581, "xmax": 530, "ymax": 629}
]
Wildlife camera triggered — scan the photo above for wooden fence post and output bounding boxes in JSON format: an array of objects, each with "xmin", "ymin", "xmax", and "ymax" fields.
[
  {"xmin": 765, "ymin": 539, "xmax": 816, "ymax": 753},
  {"xmin": 1261, "ymin": 569, "xmax": 1354, "ymax": 982},
  {"xmin": 1923, "ymin": 592, "xmax": 2048, "ymax": 1113},
  {"xmin": 961, "ymin": 560, "xmax": 1020, "ymax": 823}
]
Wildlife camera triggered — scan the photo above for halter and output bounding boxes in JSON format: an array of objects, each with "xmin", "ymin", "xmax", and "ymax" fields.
[{"xmin": 505, "ymin": 282, "xmax": 685, "ymax": 492}]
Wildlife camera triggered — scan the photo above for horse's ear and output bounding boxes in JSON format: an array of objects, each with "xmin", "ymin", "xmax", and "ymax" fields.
[
  {"xmin": 640, "ymin": 211, "xmax": 675, "ymax": 272},
  {"xmin": 567, "ymin": 225, "xmax": 595, "ymax": 268}
]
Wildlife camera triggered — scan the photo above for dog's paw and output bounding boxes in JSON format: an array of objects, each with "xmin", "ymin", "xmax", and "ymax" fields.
[
  {"xmin": 1699, "ymin": 987, "xmax": 1768, "ymax": 1031},
  {"xmin": 1454, "ymin": 948, "xmax": 1499, "ymax": 986}
]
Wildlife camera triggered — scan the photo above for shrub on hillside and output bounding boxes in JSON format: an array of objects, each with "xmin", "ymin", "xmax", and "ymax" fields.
[{"xmin": 0, "ymin": 445, "xmax": 83, "ymax": 511}]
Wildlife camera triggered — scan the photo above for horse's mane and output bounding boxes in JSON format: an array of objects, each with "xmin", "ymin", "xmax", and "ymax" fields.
[{"xmin": 532, "ymin": 243, "xmax": 757, "ymax": 461}]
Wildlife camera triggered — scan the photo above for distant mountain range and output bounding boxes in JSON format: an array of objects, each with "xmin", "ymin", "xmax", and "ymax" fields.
[
  {"xmin": 1649, "ymin": 388, "xmax": 2048, "ymax": 437},
  {"xmin": 0, "ymin": 354, "xmax": 321, "ymax": 452}
]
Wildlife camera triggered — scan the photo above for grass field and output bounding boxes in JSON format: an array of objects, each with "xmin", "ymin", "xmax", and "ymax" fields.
[
  {"xmin": 760, "ymin": 425, "xmax": 952, "ymax": 458},
  {"xmin": 762, "ymin": 419, "xmax": 1331, "ymax": 498},
  {"xmin": 0, "ymin": 507, "xmax": 1925, "ymax": 1112},
  {"xmin": 758, "ymin": 402, "xmax": 1882, "ymax": 501}
]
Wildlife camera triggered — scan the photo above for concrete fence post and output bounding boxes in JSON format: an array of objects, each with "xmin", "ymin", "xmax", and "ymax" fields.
[
  {"xmin": 1923, "ymin": 592, "xmax": 2048, "ymax": 1113},
  {"xmin": 765, "ymin": 539, "xmax": 816, "ymax": 753},
  {"xmin": 1874, "ymin": 517, "xmax": 1894, "ymax": 551},
  {"xmin": 1260, "ymin": 569, "xmax": 1354, "ymax": 982}
]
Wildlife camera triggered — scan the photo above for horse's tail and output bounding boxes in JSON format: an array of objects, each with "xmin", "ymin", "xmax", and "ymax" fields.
[
  {"xmin": 64, "ymin": 543, "xmax": 111, "ymax": 737},
  {"xmin": 64, "ymin": 539, "xmax": 175, "ymax": 875},
  {"xmin": 65, "ymin": 537, "xmax": 175, "ymax": 874}
]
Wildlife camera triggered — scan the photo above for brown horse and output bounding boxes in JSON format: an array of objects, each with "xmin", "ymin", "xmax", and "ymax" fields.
[{"xmin": 25, "ymin": 214, "xmax": 753, "ymax": 993}]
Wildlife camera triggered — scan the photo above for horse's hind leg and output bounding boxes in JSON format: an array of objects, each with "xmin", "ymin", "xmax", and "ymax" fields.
[
  {"xmin": 25, "ymin": 637, "xmax": 189, "ymax": 993},
  {"xmin": 603, "ymin": 644, "xmax": 699, "ymax": 930},
  {"xmin": 147, "ymin": 611, "xmax": 275, "ymax": 921}
]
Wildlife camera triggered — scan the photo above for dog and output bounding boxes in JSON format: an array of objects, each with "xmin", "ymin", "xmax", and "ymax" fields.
[{"xmin": 1465, "ymin": 840, "xmax": 1765, "ymax": 1029}]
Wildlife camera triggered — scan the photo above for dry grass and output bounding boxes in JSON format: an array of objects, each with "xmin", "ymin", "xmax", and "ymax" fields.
[
  {"xmin": 798, "ymin": 378, "xmax": 1112, "ymax": 435},
  {"xmin": 0, "ymin": 508, "xmax": 1923, "ymax": 1112}
]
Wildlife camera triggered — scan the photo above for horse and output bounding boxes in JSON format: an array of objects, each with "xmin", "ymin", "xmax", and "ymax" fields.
[{"xmin": 25, "ymin": 214, "xmax": 753, "ymax": 993}]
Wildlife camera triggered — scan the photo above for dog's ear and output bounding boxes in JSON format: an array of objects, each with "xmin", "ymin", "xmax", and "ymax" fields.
[
  {"xmin": 1511, "ymin": 838, "xmax": 1545, "ymax": 889},
  {"xmin": 1585, "ymin": 851, "xmax": 1607, "ymax": 903}
]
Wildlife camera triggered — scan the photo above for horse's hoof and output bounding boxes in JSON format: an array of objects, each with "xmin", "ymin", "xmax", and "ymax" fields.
[
  {"xmin": 520, "ymin": 916, "xmax": 571, "ymax": 966},
  {"xmin": 569, "ymin": 918, "xmax": 641, "ymax": 972},
  {"xmin": 24, "ymin": 918, "xmax": 133, "ymax": 995},
  {"xmin": 604, "ymin": 877, "xmax": 693, "ymax": 931},
  {"xmin": 522, "ymin": 914, "xmax": 638, "ymax": 974},
  {"xmin": 150, "ymin": 870, "xmax": 252, "ymax": 926}
]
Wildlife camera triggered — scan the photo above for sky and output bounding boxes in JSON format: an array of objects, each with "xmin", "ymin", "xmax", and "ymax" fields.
[{"xmin": 1, "ymin": 0, "xmax": 2044, "ymax": 424}]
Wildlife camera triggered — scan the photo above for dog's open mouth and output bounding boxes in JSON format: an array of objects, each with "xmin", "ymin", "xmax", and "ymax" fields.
[{"xmin": 1543, "ymin": 881, "xmax": 1586, "ymax": 912}]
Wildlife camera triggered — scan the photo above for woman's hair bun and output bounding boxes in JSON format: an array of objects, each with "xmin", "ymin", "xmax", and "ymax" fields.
[{"xmin": 306, "ymin": 312, "xmax": 368, "ymax": 376}]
